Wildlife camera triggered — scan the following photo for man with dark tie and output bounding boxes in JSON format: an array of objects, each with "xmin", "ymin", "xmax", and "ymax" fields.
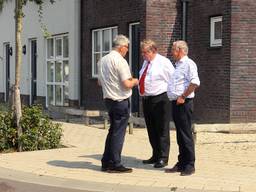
[
  {"xmin": 139, "ymin": 39, "xmax": 175, "ymax": 168},
  {"xmin": 166, "ymin": 40, "xmax": 200, "ymax": 176}
]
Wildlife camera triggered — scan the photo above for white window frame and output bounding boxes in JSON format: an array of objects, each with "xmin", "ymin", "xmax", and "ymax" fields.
[
  {"xmin": 92, "ymin": 26, "xmax": 118, "ymax": 78},
  {"xmin": 210, "ymin": 16, "xmax": 223, "ymax": 47},
  {"xmin": 46, "ymin": 34, "xmax": 69, "ymax": 107}
]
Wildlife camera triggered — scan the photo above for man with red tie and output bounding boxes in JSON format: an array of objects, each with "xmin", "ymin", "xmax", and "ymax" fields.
[{"xmin": 139, "ymin": 39, "xmax": 175, "ymax": 168}]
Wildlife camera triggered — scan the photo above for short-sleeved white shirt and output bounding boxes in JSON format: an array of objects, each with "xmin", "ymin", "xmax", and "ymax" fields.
[{"xmin": 98, "ymin": 50, "xmax": 132, "ymax": 101}]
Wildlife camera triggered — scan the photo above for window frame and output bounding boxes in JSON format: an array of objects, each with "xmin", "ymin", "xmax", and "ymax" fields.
[
  {"xmin": 92, "ymin": 26, "xmax": 118, "ymax": 78},
  {"xmin": 46, "ymin": 34, "xmax": 69, "ymax": 107},
  {"xmin": 210, "ymin": 16, "xmax": 223, "ymax": 47}
]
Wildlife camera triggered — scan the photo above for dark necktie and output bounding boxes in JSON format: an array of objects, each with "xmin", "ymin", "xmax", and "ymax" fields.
[{"xmin": 139, "ymin": 61, "xmax": 150, "ymax": 95}]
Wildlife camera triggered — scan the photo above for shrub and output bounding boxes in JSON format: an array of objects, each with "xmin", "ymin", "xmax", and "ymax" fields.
[
  {"xmin": 0, "ymin": 103, "xmax": 10, "ymax": 112},
  {"xmin": 0, "ymin": 105, "xmax": 62, "ymax": 152},
  {"xmin": 0, "ymin": 112, "xmax": 16, "ymax": 151}
]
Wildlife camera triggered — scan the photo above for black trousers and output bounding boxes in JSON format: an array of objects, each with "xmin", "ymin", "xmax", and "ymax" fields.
[
  {"xmin": 172, "ymin": 99, "xmax": 195, "ymax": 169},
  {"xmin": 101, "ymin": 98, "xmax": 130, "ymax": 167},
  {"xmin": 143, "ymin": 92, "xmax": 172, "ymax": 162}
]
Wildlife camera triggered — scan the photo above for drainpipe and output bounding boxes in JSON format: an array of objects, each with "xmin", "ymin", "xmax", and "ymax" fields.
[{"xmin": 181, "ymin": 0, "xmax": 189, "ymax": 41}]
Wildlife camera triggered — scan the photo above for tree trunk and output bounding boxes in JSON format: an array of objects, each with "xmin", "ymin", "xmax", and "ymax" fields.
[{"xmin": 14, "ymin": 0, "xmax": 23, "ymax": 152}]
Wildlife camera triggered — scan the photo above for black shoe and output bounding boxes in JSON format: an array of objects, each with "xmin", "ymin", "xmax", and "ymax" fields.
[
  {"xmin": 154, "ymin": 160, "xmax": 168, "ymax": 168},
  {"xmin": 101, "ymin": 162, "xmax": 114, "ymax": 172},
  {"xmin": 142, "ymin": 157, "xmax": 156, "ymax": 164},
  {"xmin": 180, "ymin": 167, "xmax": 195, "ymax": 176},
  {"xmin": 107, "ymin": 165, "xmax": 133, "ymax": 173},
  {"xmin": 165, "ymin": 163, "xmax": 183, "ymax": 173},
  {"xmin": 101, "ymin": 166, "xmax": 108, "ymax": 172}
]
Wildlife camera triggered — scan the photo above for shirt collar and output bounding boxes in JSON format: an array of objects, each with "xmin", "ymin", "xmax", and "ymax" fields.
[
  {"xmin": 175, "ymin": 55, "xmax": 188, "ymax": 67},
  {"xmin": 111, "ymin": 50, "xmax": 122, "ymax": 57},
  {"xmin": 149, "ymin": 53, "xmax": 159, "ymax": 65}
]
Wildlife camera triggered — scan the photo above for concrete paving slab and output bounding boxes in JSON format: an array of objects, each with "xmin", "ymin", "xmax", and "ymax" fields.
[{"xmin": 0, "ymin": 121, "xmax": 256, "ymax": 192}]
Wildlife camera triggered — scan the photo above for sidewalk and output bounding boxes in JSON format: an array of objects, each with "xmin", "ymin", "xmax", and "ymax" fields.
[{"xmin": 0, "ymin": 121, "xmax": 256, "ymax": 192}]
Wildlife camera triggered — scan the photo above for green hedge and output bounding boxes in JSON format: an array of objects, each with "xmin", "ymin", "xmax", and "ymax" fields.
[{"xmin": 0, "ymin": 105, "xmax": 62, "ymax": 152}]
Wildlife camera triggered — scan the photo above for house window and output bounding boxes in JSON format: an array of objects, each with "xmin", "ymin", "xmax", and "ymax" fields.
[
  {"xmin": 46, "ymin": 35, "xmax": 69, "ymax": 107},
  {"xmin": 210, "ymin": 16, "xmax": 222, "ymax": 47},
  {"xmin": 92, "ymin": 27, "xmax": 118, "ymax": 77}
]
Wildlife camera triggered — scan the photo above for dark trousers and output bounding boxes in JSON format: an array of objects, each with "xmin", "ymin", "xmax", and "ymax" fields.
[
  {"xmin": 101, "ymin": 98, "xmax": 130, "ymax": 167},
  {"xmin": 143, "ymin": 92, "xmax": 171, "ymax": 162},
  {"xmin": 172, "ymin": 99, "xmax": 195, "ymax": 169}
]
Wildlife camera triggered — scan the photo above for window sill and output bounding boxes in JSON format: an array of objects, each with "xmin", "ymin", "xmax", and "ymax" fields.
[{"xmin": 208, "ymin": 45, "xmax": 222, "ymax": 50}]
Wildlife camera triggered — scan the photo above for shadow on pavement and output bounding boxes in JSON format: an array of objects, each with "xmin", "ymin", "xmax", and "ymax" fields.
[
  {"xmin": 47, "ymin": 154, "xmax": 166, "ymax": 172},
  {"xmin": 80, "ymin": 154, "xmax": 165, "ymax": 171},
  {"xmin": 47, "ymin": 160, "xmax": 100, "ymax": 171}
]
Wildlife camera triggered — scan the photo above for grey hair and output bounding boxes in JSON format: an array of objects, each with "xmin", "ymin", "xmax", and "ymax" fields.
[
  {"xmin": 113, "ymin": 34, "xmax": 129, "ymax": 48},
  {"xmin": 140, "ymin": 39, "xmax": 158, "ymax": 52},
  {"xmin": 173, "ymin": 40, "xmax": 189, "ymax": 55}
]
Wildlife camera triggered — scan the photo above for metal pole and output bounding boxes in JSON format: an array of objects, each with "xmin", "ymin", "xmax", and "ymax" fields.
[{"xmin": 181, "ymin": 0, "xmax": 188, "ymax": 41}]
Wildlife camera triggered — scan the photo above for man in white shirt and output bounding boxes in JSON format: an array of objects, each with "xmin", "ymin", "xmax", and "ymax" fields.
[
  {"xmin": 166, "ymin": 40, "xmax": 200, "ymax": 176},
  {"xmin": 98, "ymin": 35, "xmax": 139, "ymax": 173},
  {"xmin": 139, "ymin": 39, "xmax": 175, "ymax": 168}
]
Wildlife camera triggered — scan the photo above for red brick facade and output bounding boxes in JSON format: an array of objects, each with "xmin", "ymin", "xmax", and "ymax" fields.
[
  {"xmin": 145, "ymin": 0, "xmax": 181, "ymax": 56},
  {"xmin": 81, "ymin": 0, "xmax": 256, "ymax": 123},
  {"xmin": 186, "ymin": 0, "xmax": 232, "ymax": 123},
  {"xmin": 230, "ymin": 0, "xmax": 256, "ymax": 122}
]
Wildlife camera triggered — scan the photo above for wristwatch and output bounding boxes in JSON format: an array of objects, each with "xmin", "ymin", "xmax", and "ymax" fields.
[{"xmin": 181, "ymin": 94, "xmax": 186, "ymax": 99}]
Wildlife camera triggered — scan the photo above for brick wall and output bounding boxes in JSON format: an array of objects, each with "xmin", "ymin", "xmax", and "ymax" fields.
[
  {"xmin": 187, "ymin": 0, "xmax": 232, "ymax": 123},
  {"xmin": 230, "ymin": 0, "xmax": 256, "ymax": 122},
  {"xmin": 81, "ymin": 0, "xmax": 145, "ymax": 110},
  {"xmin": 145, "ymin": 0, "xmax": 181, "ymax": 57},
  {"xmin": 81, "ymin": 0, "xmax": 256, "ymax": 123}
]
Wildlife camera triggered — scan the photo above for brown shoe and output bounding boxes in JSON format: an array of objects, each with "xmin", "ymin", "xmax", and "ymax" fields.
[
  {"xmin": 107, "ymin": 165, "xmax": 133, "ymax": 173},
  {"xmin": 165, "ymin": 163, "xmax": 183, "ymax": 173},
  {"xmin": 180, "ymin": 167, "xmax": 195, "ymax": 176}
]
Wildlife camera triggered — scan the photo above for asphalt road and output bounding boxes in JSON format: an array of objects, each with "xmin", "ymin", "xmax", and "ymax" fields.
[{"xmin": 0, "ymin": 178, "xmax": 93, "ymax": 192}]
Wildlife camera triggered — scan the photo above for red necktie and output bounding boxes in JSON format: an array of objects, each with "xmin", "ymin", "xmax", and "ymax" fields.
[{"xmin": 139, "ymin": 61, "xmax": 150, "ymax": 95}]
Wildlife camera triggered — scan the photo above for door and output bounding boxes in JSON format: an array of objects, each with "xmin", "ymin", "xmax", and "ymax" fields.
[
  {"xmin": 129, "ymin": 23, "xmax": 140, "ymax": 114},
  {"xmin": 4, "ymin": 43, "xmax": 11, "ymax": 102},
  {"xmin": 30, "ymin": 39, "xmax": 37, "ymax": 105}
]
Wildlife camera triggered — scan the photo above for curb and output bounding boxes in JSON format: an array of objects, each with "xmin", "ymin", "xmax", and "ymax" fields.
[
  {"xmin": 194, "ymin": 123, "xmax": 256, "ymax": 134},
  {"xmin": 0, "ymin": 167, "xmax": 236, "ymax": 192}
]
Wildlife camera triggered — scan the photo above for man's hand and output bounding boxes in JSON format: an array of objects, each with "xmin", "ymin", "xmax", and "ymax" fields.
[
  {"xmin": 133, "ymin": 78, "xmax": 139, "ymax": 86},
  {"xmin": 176, "ymin": 83, "xmax": 199, "ymax": 105},
  {"xmin": 176, "ymin": 96, "xmax": 185, "ymax": 105},
  {"xmin": 123, "ymin": 78, "xmax": 139, "ymax": 89}
]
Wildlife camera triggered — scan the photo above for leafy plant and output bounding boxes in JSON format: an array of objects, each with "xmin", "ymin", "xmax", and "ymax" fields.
[
  {"xmin": 0, "ymin": 112, "xmax": 16, "ymax": 151},
  {"xmin": 0, "ymin": 103, "xmax": 10, "ymax": 112},
  {"xmin": 0, "ymin": 0, "xmax": 55, "ymax": 152},
  {"xmin": 0, "ymin": 105, "xmax": 62, "ymax": 152}
]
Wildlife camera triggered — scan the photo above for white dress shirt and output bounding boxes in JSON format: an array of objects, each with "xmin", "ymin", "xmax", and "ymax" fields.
[
  {"xmin": 139, "ymin": 53, "xmax": 174, "ymax": 96},
  {"xmin": 167, "ymin": 55, "xmax": 200, "ymax": 100}
]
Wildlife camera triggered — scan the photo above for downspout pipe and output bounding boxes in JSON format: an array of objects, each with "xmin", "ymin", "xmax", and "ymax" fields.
[{"xmin": 181, "ymin": 0, "xmax": 189, "ymax": 41}]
